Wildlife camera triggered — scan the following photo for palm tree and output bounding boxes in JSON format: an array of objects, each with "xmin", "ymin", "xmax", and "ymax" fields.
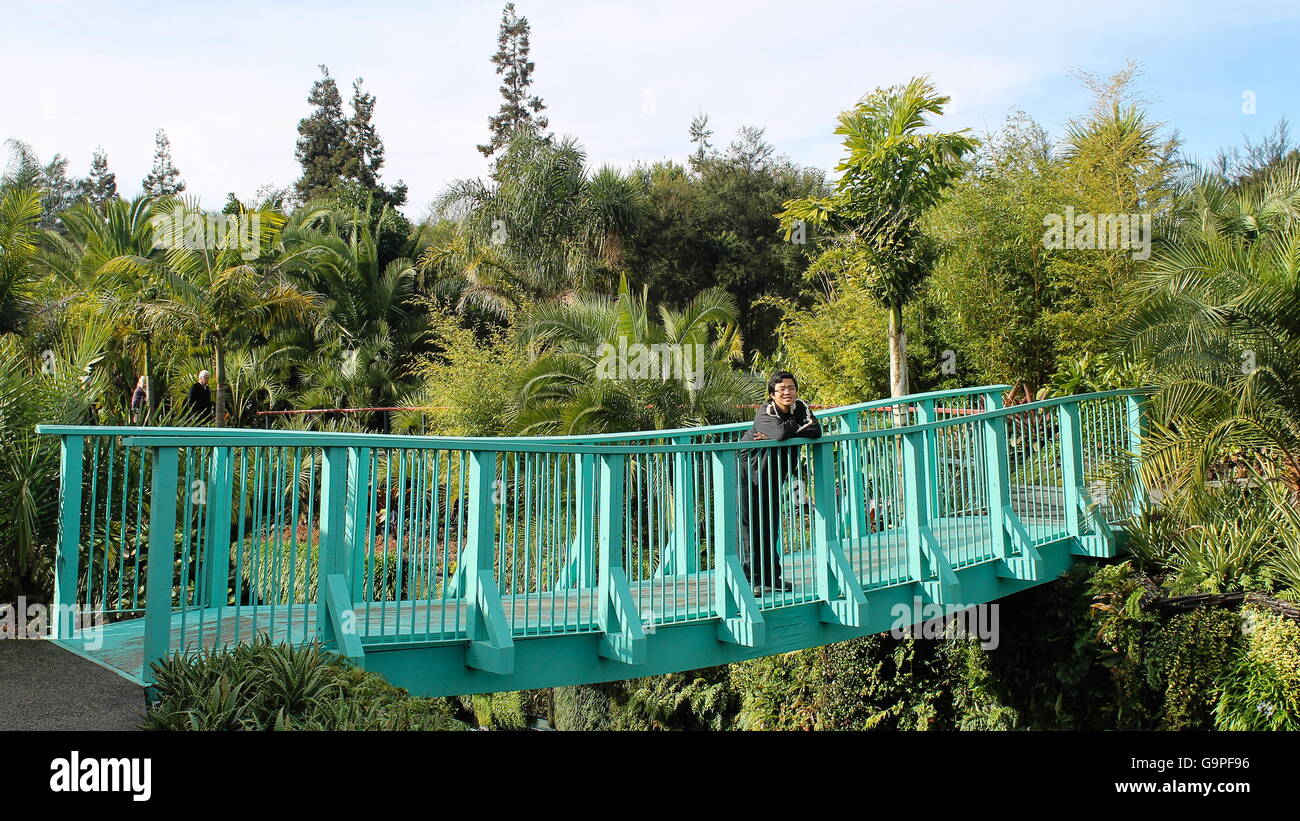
[
  {"xmin": 507, "ymin": 277, "xmax": 760, "ymax": 434},
  {"xmin": 778, "ymin": 77, "xmax": 977, "ymax": 398},
  {"xmin": 45, "ymin": 198, "xmax": 168, "ymax": 420},
  {"xmin": 278, "ymin": 202, "xmax": 423, "ymax": 425},
  {"xmin": 44, "ymin": 197, "xmax": 158, "ymax": 288},
  {"xmin": 0, "ymin": 186, "xmax": 43, "ymax": 335},
  {"xmin": 420, "ymin": 129, "xmax": 645, "ymax": 317},
  {"xmin": 100, "ymin": 198, "xmax": 321, "ymax": 427},
  {"xmin": 1113, "ymin": 158, "xmax": 1300, "ymax": 514},
  {"xmin": 0, "ymin": 318, "xmax": 112, "ymax": 600}
]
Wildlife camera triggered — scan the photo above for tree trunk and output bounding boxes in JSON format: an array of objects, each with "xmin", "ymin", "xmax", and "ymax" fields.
[
  {"xmin": 143, "ymin": 339, "xmax": 154, "ymax": 425},
  {"xmin": 214, "ymin": 340, "xmax": 226, "ymax": 428},
  {"xmin": 887, "ymin": 302, "xmax": 909, "ymax": 426},
  {"xmin": 887, "ymin": 302, "xmax": 908, "ymax": 398}
]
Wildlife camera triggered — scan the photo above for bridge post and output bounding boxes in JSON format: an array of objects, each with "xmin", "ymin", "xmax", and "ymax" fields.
[
  {"xmin": 316, "ymin": 447, "xmax": 349, "ymax": 647},
  {"xmin": 813, "ymin": 441, "xmax": 868, "ymax": 626},
  {"xmin": 981, "ymin": 386, "xmax": 1008, "ymax": 412},
  {"xmin": 1126, "ymin": 393, "xmax": 1147, "ymax": 516},
  {"xmin": 464, "ymin": 450, "xmax": 514, "ymax": 673},
  {"xmin": 1060, "ymin": 400, "xmax": 1117, "ymax": 557},
  {"xmin": 984, "ymin": 396, "xmax": 1043, "ymax": 580},
  {"xmin": 596, "ymin": 453, "xmax": 646, "ymax": 663},
  {"xmin": 982, "ymin": 393, "xmax": 1010, "ymax": 562},
  {"xmin": 916, "ymin": 398, "xmax": 940, "ymax": 523},
  {"xmin": 711, "ymin": 448, "xmax": 764, "ymax": 646},
  {"xmin": 902, "ymin": 429, "xmax": 927, "ymax": 584},
  {"xmin": 53, "ymin": 435, "xmax": 84, "ymax": 640},
  {"xmin": 840, "ymin": 415, "xmax": 869, "ymax": 542},
  {"xmin": 657, "ymin": 436, "xmax": 698, "ymax": 578},
  {"xmin": 143, "ymin": 446, "xmax": 179, "ymax": 684},
  {"xmin": 345, "ymin": 447, "xmax": 371, "ymax": 601},
  {"xmin": 902, "ymin": 428, "xmax": 960, "ymax": 604},
  {"xmin": 556, "ymin": 452, "xmax": 597, "ymax": 589},
  {"xmin": 1059, "ymin": 402, "xmax": 1084, "ymax": 542}
]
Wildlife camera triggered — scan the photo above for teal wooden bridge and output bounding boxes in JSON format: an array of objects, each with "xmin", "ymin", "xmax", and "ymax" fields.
[{"xmin": 37, "ymin": 386, "xmax": 1145, "ymax": 697}]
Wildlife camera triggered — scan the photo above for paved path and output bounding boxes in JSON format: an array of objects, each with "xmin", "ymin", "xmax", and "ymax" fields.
[{"xmin": 0, "ymin": 640, "xmax": 145, "ymax": 731}]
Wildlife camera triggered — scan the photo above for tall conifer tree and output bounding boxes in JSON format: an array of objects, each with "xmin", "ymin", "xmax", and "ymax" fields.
[
  {"xmin": 80, "ymin": 147, "xmax": 118, "ymax": 210},
  {"xmin": 141, "ymin": 130, "xmax": 185, "ymax": 198},
  {"xmin": 294, "ymin": 65, "xmax": 350, "ymax": 202},
  {"xmin": 296, "ymin": 67, "xmax": 405, "ymax": 205},
  {"xmin": 477, "ymin": 3, "xmax": 549, "ymax": 158},
  {"xmin": 344, "ymin": 78, "xmax": 406, "ymax": 206}
]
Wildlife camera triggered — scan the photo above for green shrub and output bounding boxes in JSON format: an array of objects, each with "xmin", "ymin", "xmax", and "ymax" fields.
[
  {"xmin": 1214, "ymin": 606, "xmax": 1300, "ymax": 731},
  {"xmin": 462, "ymin": 691, "xmax": 527, "ymax": 730},
  {"xmin": 1148, "ymin": 608, "xmax": 1241, "ymax": 729},
  {"xmin": 731, "ymin": 632, "xmax": 1017, "ymax": 731},
  {"xmin": 143, "ymin": 635, "xmax": 466, "ymax": 731},
  {"xmin": 607, "ymin": 668, "xmax": 737, "ymax": 731},
  {"xmin": 552, "ymin": 683, "xmax": 615, "ymax": 731}
]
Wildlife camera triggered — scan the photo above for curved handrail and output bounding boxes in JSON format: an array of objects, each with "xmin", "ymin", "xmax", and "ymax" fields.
[
  {"xmin": 96, "ymin": 387, "xmax": 1148, "ymax": 456},
  {"xmin": 37, "ymin": 384, "xmax": 1011, "ymax": 448}
]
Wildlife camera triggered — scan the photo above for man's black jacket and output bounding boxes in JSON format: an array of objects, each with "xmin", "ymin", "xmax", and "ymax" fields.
[
  {"xmin": 186, "ymin": 382, "xmax": 212, "ymax": 418},
  {"xmin": 739, "ymin": 399, "xmax": 822, "ymax": 487}
]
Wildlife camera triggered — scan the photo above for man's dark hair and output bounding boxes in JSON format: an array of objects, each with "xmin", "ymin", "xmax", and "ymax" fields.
[{"xmin": 767, "ymin": 371, "xmax": 798, "ymax": 397}]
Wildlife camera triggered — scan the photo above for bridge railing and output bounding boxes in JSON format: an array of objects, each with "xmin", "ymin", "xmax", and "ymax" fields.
[{"xmin": 37, "ymin": 385, "xmax": 1148, "ymax": 681}]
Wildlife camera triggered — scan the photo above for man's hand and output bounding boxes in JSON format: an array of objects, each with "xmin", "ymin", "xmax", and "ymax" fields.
[{"xmin": 752, "ymin": 432, "xmax": 769, "ymax": 440}]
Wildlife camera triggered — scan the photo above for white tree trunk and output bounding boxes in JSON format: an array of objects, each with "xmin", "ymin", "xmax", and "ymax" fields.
[
  {"xmin": 888, "ymin": 304, "xmax": 909, "ymax": 396},
  {"xmin": 888, "ymin": 304, "xmax": 909, "ymax": 426}
]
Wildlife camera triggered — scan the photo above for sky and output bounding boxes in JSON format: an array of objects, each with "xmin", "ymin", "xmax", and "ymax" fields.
[{"xmin": 4, "ymin": 0, "xmax": 1298, "ymax": 218}]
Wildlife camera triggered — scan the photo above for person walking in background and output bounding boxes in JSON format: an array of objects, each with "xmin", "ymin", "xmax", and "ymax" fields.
[
  {"xmin": 186, "ymin": 370, "xmax": 213, "ymax": 422},
  {"xmin": 738, "ymin": 371, "xmax": 822, "ymax": 597},
  {"xmin": 130, "ymin": 374, "xmax": 148, "ymax": 424}
]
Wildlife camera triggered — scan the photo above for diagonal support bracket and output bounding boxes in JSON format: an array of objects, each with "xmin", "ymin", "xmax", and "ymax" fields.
[
  {"xmin": 818, "ymin": 538, "xmax": 869, "ymax": 627},
  {"xmin": 716, "ymin": 554, "xmax": 765, "ymax": 647},
  {"xmin": 466, "ymin": 573, "xmax": 515, "ymax": 674},
  {"xmin": 324, "ymin": 573, "xmax": 366, "ymax": 668},
  {"xmin": 919, "ymin": 525, "xmax": 961, "ymax": 605},
  {"xmin": 1071, "ymin": 484, "xmax": 1118, "ymax": 558},
  {"xmin": 599, "ymin": 567, "xmax": 647, "ymax": 664},
  {"xmin": 996, "ymin": 505, "xmax": 1043, "ymax": 581}
]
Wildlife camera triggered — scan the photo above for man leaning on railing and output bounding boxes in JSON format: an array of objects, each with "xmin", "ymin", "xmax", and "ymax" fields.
[{"xmin": 738, "ymin": 371, "xmax": 822, "ymax": 596}]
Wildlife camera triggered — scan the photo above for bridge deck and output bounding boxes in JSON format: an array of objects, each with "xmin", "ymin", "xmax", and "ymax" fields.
[{"xmin": 53, "ymin": 513, "xmax": 1069, "ymax": 683}]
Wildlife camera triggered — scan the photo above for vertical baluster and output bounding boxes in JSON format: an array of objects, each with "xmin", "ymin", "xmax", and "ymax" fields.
[{"xmin": 143, "ymin": 446, "xmax": 178, "ymax": 684}]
